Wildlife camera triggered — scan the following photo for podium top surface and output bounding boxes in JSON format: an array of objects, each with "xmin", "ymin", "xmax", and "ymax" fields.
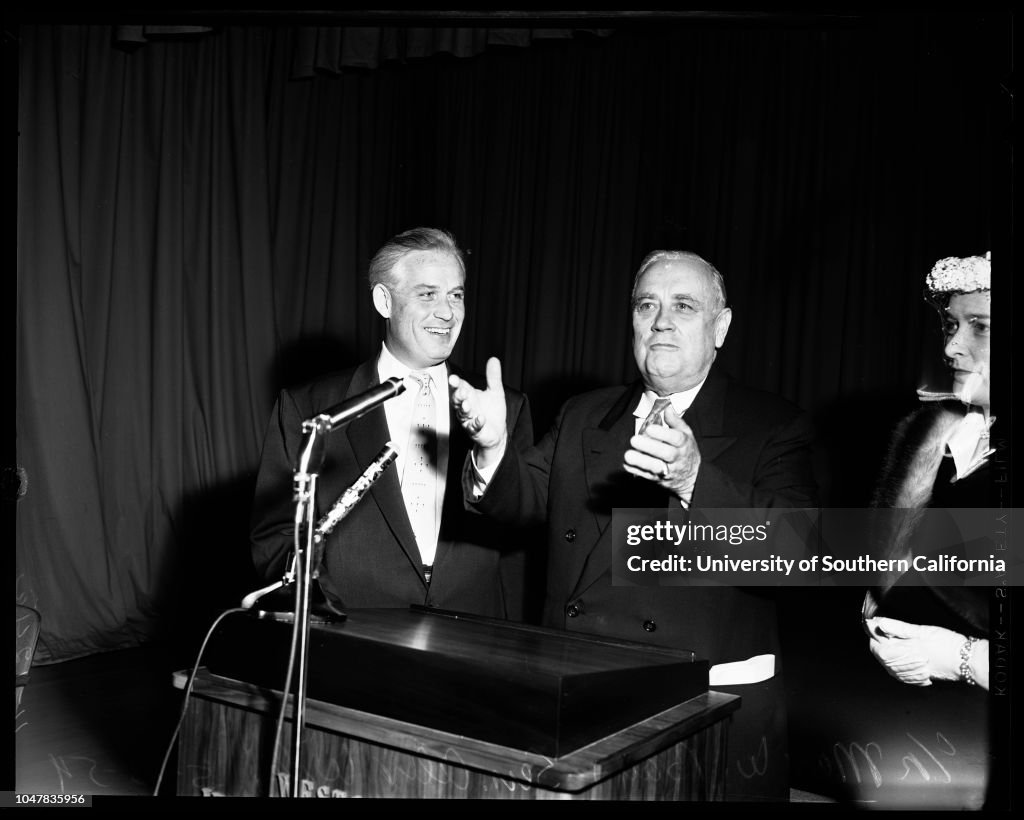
[
  {"xmin": 203, "ymin": 606, "xmax": 709, "ymax": 758},
  {"xmin": 292, "ymin": 605, "xmax": 697, "ymax": 674}
]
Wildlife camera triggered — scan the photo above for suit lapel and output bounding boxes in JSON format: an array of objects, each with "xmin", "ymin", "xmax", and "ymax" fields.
[
  {"xmin": 568, "ymin": 383, "xmax": 645, "ymax": 597},
  {"xmin": 684, "ymin": 367, "xmax": 737, "ymax": 462},
  {"xmin": 434, "ymin": 363, "xmax": 471, "ymax": 573},
  {"xmin": 344, "ymin": 359, "xmax": 423, "ymax": 572},
  {"xmin": 584, "ymin": 381, "xmax": 646, "ymax": 519}
]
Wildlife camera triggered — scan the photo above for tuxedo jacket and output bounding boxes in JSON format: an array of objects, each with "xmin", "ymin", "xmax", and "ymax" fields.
[
  {"xmin": 250, "ymin": 357, "xmax": 534, "ymax": 619},
  {"xmin": 471, "ymin": 366, "xmax": 817, "ymax": 800}
]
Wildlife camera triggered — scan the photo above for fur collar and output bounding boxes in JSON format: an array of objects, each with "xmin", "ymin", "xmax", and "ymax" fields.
[{"xmin": 871, "ymin": 402, "xmax": 966, "ymax": 511}]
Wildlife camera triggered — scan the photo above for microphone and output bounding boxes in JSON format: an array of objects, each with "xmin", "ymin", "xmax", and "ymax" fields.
[
  {"xmin": 311, "ymin": 377, "xmax": 408, "ymax": 431},
  {"xmin": 314, "ymin": 442, "xmax": 399, "ymax": 540},
  {"xmin": 240, "ymin": 553, "xmax": 297, "ymax": 610},
  {"xmin": 241, "ymin": 579, "xmax": 287, "ymax": 610}
]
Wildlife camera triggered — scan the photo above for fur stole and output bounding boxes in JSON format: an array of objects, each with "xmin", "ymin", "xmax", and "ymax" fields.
[
  {"xmin": 869, "ymin": 401, "xmax": 988, "ymax": 634},
  {"xmin": 871, "ymin": 401, "xmax": 965, "ymax": 512}
]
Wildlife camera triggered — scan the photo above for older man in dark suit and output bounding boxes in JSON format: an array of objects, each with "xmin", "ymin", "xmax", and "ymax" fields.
[
  {"xmin": 450, "ymin": 250, "xmax": 817, "ymax": 801},
  {"xmin": 250, "ymin": 227, "xmax": 533, "ymax": 619}
]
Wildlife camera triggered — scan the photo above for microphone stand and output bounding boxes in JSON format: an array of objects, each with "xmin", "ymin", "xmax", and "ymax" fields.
[
  {"xmin": 284, "ymin": 427, "xmax": 400, "ymax": 797},
  {"xmin": 240, "ymin": 376, "xmax": 407, "ymax": 797},
  {"xmin": 288, "ymin": 414, "xmax": 329, "ymax": 797}
]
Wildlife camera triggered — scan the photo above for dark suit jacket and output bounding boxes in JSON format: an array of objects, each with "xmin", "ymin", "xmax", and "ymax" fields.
[
  {"xmin": 471, "ymin": 366, "xmax": 817, "ymax": 800},
  {"xmin": 251, "ymin": 357, "xmax": 534, "ymax": 619}
]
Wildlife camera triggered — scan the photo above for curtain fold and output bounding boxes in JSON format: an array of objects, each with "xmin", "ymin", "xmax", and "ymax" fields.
[
  {"xmin": 289, "ymin": 26, "xmax": 612, "ymax": 73},
  {"xmin": 111, "ymin": 24, "xmax": 613, "ymax": 74},
  {"xmin": 16, "ymin": 19, "xmax": 1007, "ymax": 662}
]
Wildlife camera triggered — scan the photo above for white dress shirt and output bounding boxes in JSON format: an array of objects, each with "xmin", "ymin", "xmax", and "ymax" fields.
[
  {"xmin": 631, "ymin": 378, "xmax": 706, "ymax": 433},
  {"xmin": 944, "ymin": 409, "xmax": 996, "ymax": 481},
  {"xmin": 377, "ymin": 343, "xmax": 450, "ymax": 564}
]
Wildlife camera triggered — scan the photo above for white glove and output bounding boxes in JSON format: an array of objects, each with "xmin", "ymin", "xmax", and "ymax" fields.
[{"xmin": 864, "ymin": 616, "xmax": 964, "ymax": 687}]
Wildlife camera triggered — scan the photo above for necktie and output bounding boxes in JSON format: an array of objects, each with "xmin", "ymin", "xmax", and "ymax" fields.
[
  {"xmin": 639, "ymin": 397, "xmax": 673, "ymax": 435},
  {"xmin": 402, "ymin": 372, "xmax": 438, "ymax": 567}
]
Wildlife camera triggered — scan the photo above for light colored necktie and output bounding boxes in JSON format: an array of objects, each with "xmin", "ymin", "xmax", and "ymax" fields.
[
  {"xmin": 402, "ymin": 372, "xmax": 438, "ymax": 567},
  {"xmin": 639, "ymin": 397, "xmax": 673, "ymax": 435}
]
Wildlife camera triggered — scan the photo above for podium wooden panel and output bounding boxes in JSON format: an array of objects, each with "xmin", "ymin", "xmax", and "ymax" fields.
[
  {"xmin": 174, "ymin": 610, "xmax": 737, "ymax": 798},
  {"xmin": 176, "ymin": 671, "xmax": 738, "ymax": 799}
]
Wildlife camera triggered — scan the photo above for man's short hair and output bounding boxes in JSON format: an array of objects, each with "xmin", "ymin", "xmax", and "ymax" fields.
[
  {"xmin": 368, "ymin": 227, "xmax": 466, "ymax": 290},
  {"xmin": 632, "ymin": 250, "xmax": 728, "ymax": 312}
]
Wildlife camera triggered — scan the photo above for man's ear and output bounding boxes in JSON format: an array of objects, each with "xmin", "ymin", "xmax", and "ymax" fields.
[
  {"xmin": 372, "ymin": 283, "xmax": 392, "ymax": 319},
  {"xmin": 714, "ymin": 307, "xmax": 733, "ymax": 349}
]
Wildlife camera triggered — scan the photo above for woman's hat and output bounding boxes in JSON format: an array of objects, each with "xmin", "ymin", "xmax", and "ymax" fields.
[{"xmin": 925, "ymin": 251, "xmax": 991, "ymax": 297}]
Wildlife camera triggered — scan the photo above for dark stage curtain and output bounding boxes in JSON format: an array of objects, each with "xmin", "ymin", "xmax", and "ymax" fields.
[
  {"xmin": 112, "ymin": 24, "xmax": 613, "ymax": 73},
  {"xmin": 15, "ymin": 19, "xmax": 1008, "ymax": 662}
]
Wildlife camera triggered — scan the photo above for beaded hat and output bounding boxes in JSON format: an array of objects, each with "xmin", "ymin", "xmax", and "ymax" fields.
[{"xmin": 925, "ymin": 251, "xmax": 991, "ymax": 297}]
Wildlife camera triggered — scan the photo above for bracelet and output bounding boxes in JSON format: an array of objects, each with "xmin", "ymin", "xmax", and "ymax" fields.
[{"xmin": 959, "ymin": 635, "xmax": 979, "ymax": 686}]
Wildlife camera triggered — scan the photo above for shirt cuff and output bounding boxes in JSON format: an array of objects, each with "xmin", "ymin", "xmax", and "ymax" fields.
[
  {"xmin": 468, "ymin": 441, "xmax": 506, "ymax": 499},
  {"xmin": 709, "ymin": 654, "xmax": 776, "ymax": 686},
  {"xmin": 676, "ymin": 482, "xmax": 695, "ymax": 509}
]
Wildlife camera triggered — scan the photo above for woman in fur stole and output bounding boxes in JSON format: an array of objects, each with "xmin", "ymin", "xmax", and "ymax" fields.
[{"xmin": 862, "ymin": 252, "xmax": 992, "ymax": 690}]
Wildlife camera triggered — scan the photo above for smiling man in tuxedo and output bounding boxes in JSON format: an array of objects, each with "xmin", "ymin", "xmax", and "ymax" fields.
[
  {"xmin": 250, "ymin": 227, "xmax": 533, "ymax": 619},
  {"xmin": 450, "ymin": 250, "xmax": 818, "ymax": 801}
]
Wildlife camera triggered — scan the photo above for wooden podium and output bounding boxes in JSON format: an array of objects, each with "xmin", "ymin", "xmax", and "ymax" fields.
[{"xmin": 175, "ymin": 607, "xmax": 739, "ymax": 799}]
